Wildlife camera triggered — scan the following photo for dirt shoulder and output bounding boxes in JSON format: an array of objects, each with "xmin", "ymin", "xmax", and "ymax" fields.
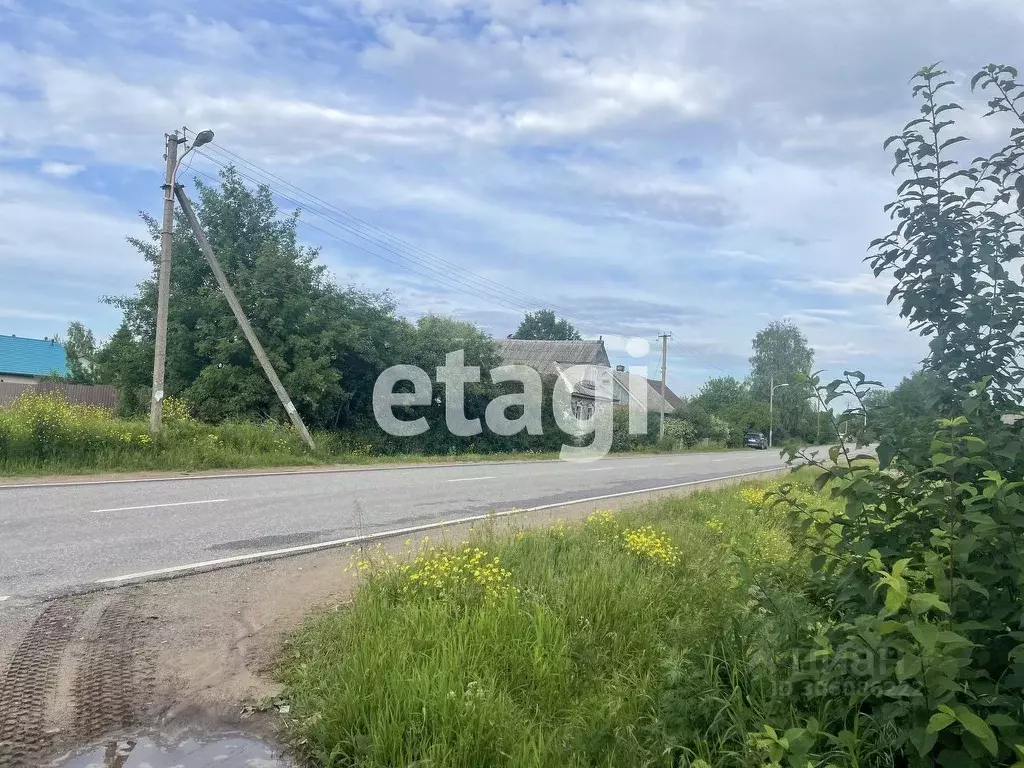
[{"xmin": 0, "ymin": 471, "xmax": 782, "ymax": 767}]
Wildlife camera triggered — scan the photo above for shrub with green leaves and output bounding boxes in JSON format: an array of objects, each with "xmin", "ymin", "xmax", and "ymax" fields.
[{"xmin": 747, "ymin": 62, "xmax": 1024, "ymax": 768}]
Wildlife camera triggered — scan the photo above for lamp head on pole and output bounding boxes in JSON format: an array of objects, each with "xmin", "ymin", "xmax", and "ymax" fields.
[{"xmin": 192, "ymin": 129, "xmax": 215, "ymax": 149}]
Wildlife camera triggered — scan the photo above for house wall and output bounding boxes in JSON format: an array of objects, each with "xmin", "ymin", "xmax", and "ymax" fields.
[{"xmin": 0, "ymin": 373, "xmax": 38, "ymax": 385}]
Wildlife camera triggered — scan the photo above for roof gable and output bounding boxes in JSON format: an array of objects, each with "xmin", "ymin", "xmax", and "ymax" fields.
[
  {"xmin": 650, "ymin": 380, "xmax": 684, "ymax": 410},
  {"xmin": 494, "ymin": 339, "xmax": 610, "ymax": 376},
  {"xmin": 0, "ymin": 335, "xmax": 70, "ymax": 377},
  {"xmin": 611, "ymin": 369, "xmax": 674, "ymax": 413}
]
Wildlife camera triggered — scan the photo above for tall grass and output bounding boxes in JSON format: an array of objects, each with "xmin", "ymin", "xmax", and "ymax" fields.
[
  {"xmin": 0, "ymin": 393, "xmax": 311, "ymax": 475},
  {"xmin": 282, "ymin": 479, "xmax": 862, "ymax": 767},
  {"xmin": 0, "ymin": 393, "xmax": 729, "ymax": 476}
]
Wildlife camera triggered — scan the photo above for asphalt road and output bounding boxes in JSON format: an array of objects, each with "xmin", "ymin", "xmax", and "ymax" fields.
[{"xmin": 0, "ymin": 448, "xmax": 801, "ymax": 598}]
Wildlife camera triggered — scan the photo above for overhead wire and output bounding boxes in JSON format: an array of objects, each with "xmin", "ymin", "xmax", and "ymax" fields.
[
  {"xmin": 179, "ymin": 133, "xmax": 748, "ymax": 373},
  {"xmin": 191, "ymin": 147, "xmax": 666, "ymax": 339},
  {"xmin": 190, "ymin": 135, "xmax": 597, "ymax": 324},
  {"xmin": 185, "ymin": 165, "xmax": 532, "ymax": 315}
]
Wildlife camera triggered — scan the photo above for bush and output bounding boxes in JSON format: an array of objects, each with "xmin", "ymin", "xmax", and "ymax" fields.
[
  {"xmin": 761, "ymin": 379, "xmax": 1024, "ymax": 766},
  {"xmin": 663, "ymin": 417, "xmax": 698, "ymax": 448}
]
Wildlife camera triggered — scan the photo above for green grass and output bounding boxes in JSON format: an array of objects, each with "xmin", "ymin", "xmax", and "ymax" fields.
[
  {"xmin": 0, "ymin": 393, "xmax": 733, "ymax": 477},
  {"xmin": 281, "ymin": 477, "xmax": 842, "ymax": 767}
]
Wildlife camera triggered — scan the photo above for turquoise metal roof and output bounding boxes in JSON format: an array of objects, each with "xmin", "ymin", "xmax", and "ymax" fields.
[{"xmin": 0, "ymin": 335, "xmax": 70, "ymax": 377}]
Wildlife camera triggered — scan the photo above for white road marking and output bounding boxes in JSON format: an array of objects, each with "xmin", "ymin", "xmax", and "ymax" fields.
[
  {"xmin": 446, "ymin": 476, "xmax": 496, "ymax": 483},
  {"xmin": 0, "ymin": 596, "xmax": 9, "ymax": 602},
  {"xmin": 90, "ymin": 498, "xmax": 229, "ymax": 514},
  {"xmin": 0, "ymin": 450, "xmax": 761, "ymax": 490},
  {"xmin": 95, "ymin": 467, "xmax": 786, "ymax": 586},
  {"xmin": 583, "ymin": 467, "xmax": 614, "ymax": 472}
]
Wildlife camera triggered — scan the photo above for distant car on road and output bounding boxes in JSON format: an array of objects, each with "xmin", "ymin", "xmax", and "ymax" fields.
[{"xmin": 744, "ymin": 431, "xmax": 768, "ymax": 450}]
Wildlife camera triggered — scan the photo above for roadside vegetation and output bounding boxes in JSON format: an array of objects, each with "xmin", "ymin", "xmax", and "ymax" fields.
[
  {"xmin": 280, "ymin": 62, "xmax": 1024, "ymax": 767},
  {"xmin": 283, "ymin": 477, "xmax": 823, "ymax": 767},
  {"xmin": 0, "ymin": 392, "xmax": 733, "ymax": 476}
]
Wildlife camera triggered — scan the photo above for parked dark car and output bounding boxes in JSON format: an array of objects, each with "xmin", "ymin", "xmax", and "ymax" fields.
[{"xmin": 744, "ymin": 431, "xmax": 768, "ymax": 450}]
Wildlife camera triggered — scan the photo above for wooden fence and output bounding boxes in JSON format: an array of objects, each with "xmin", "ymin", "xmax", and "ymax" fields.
[{"xmin": 0, "ymin": 381, "xmax": 119, "ymax": 409}]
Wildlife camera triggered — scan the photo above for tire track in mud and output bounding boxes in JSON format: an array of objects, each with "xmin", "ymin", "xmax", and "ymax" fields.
[
  {"xmin": 72, "ymin": 593, "xmax": 154, "ymax": 744},
  {"xmin": 0, "ymin": 592, "xmax": 155, "ymax": 767},
  {"xmin": 0, "ymin": 598, "xmax": 91, "ymax": 767}
]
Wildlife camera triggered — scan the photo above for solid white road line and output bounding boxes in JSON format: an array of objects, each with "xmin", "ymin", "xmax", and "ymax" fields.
[
  {"xmin": 446, "ymin": 476, "xmax": 496, "ymax": 483},
  {"xmin": 94, "ymin": 467, "xmax": 785, "ymax": 586},
  {"xmin": 90, "ymin": 498, "xmax": 229, "ymax": 514}
]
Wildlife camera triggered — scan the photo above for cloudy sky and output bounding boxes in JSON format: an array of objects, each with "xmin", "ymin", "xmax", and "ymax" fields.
[{"xmin": 2, "ymin": 0, "xmax": 1022, "ymax": 395}]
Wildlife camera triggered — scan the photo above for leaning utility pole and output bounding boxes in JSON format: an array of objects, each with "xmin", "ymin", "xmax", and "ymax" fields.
[
  {"xmin": 150, "ymin": 130, "xmax": 184, "ymax": 435},
  {"xmin": 658, "ymin": 332, "xmax": 671, "ymax": 440},
  {"xmin": 174, "ymin": 186, "xmax": 317, "ymax": 450}
]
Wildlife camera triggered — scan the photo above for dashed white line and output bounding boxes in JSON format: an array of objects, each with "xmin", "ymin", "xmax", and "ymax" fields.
[
  {"xmin": 90, "ymin": 498, "xmax": 229, "ymax": 514},
  {"xmin": 94, "ymin": 467, "xmax": 785, "ymax": 587},
  {"xmin": 446, "ymin": 476, "xmax": 496, "ymax": 483},
  {"xmin": 0, "ymin": 596, "xmax": 9, "ymax": 602},
  {"xmin": 583, "ymin": 467, "xmax": 614, "ymax": 472}
]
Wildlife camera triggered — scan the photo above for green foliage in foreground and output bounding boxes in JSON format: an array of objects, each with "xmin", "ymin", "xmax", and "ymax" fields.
[{"xmin": 282, "ymin": 479, "xmax": 840, "ymax": 768}]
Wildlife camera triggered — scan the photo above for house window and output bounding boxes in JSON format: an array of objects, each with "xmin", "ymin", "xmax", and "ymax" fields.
[{"xmin": 572, "ymin": 400, "xmax": 594, "ymax": 420}]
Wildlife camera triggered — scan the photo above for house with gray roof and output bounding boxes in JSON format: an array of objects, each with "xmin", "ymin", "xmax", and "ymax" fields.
[
  {"xmin": 495, "ymin": 338, "xmax": 613, "ymax": 419},
  {"xmin": 494, "ymin": 338, "xmax": 679, "ymax": 420}
]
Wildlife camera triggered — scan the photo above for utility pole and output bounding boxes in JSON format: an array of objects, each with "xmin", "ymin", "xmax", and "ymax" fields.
[
  {"xmin": 150, "ymin": 130, "xmax": 184, "ymax": 435},
  {"xmin": 174, "ymin": 186, "xmax": 317, "ymax": 450},
  {"xmin": 658, "ymin": 332, "xmax": 671, "ymax": 441},
  {"xmin": 769, "ymin": 375, "xmax": 789, "ymax": 449}
]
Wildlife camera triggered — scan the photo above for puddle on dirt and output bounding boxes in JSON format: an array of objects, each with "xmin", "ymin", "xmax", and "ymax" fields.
[{"xmin": 51, "ymin": 732, "xmax": 292, "ymax": 768}]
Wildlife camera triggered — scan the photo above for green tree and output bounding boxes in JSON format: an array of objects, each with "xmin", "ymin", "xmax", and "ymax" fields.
[
  {"xmin": 869, "ymin": 63, "xmax": 1024, "ymax": 409},
  {"xmin": 693, "ymin": 376, "xmax": 747, "ymax": 414},
  {"xmin": 93, "ymin": 324, "xmax": 151, "ymax": 415},
  {"xmin": 762, "ymin": 64, "xmax": 1024, "ymax": 767},
  {"xmin": 62, "ymin": 321, "xmax": 98, "ymax": 384},
  {"xmin": 102, "ymin": 167, "xmax": 405, "ymax": 428},
  {"xmin": 748, "ymin": 320, "xmax": 814, "ymax": 441},
  {"xmin": 512, "ymin": 309, "xmax": 582, "ymax": 341}
]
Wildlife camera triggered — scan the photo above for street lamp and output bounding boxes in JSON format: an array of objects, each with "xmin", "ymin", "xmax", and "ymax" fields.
[
  {"xmin": 769, "ymin": 376, "xmax": 790, "ymax": 449},
  {"xmin": 174, "ymin": 129, "xmax": 215, "ymax": 179}
]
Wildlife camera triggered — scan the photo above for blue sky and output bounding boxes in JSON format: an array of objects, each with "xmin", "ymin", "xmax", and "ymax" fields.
[{"xmin": 2, "ymin": 0, "xmax": 1023, "ymax": 396}]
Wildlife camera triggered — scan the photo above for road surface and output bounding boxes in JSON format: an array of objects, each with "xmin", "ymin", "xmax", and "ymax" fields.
[{"xmin": 0, "ymin": 448, "xmax": 801, "ymax": 598}]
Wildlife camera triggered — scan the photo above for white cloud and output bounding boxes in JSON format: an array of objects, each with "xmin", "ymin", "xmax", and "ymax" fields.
[
  {"xmin": 1, "ymin": 0, "xmax": 1020, "ymax": 391},
  {"xmin": 39, "ymin": 161, "xmax": 84, "ymax": 178}
]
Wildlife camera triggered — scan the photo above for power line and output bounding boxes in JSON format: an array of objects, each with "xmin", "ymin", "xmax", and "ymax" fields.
[
  {"xmin": 185, "ymin": 166, "xmax": 532, "ymax": 314},
  {"xmin": 668, "ymin": 338, "xmax": 748, "ymax": 378},
  {"xmin": 180, "ymin": 137, "xmax": 743, "ymax": 373},
  {"xmin": 188, "ymin": 135, "xmax": 599, "ymax": 325}
]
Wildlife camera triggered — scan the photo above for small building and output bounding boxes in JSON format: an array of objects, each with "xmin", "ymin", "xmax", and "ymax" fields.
[
  {"xmin": 0, "ymin": 335, "xmax": 70, "ymax": 384},
  {"xmin": 494, "ymin": 339, "xmax": 681, "ymax": 420},
  {"xmin": 495, "ymin": 338, "xmax": 614, "ymax": 419}
]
